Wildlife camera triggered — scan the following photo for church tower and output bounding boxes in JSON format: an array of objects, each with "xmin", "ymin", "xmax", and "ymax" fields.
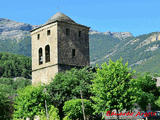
[{"xmin": 31, "ymin": 12, "xmax": 90, "ymax": 84}]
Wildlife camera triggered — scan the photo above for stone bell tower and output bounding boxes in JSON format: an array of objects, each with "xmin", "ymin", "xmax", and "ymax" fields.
[{"xmin": 30, "ymin": 12, "xmax": 90, "ymax": 85}]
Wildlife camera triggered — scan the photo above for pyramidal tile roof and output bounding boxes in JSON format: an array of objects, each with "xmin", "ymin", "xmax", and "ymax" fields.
[{"xmin": 46, "ymin": 12, "xmax": 76, "ymax": 24}]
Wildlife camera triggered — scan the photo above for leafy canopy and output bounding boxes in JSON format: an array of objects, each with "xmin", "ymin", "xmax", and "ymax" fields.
[
  {"xmin": 134, "ymin": 73, "xmax": 160, "ymax": 111},
  {"xmin": 91, "ymin": 58, "xmax": 137, "ymax": 116},
  {"xmin": 0, "ymin": 84, "xmax": 12, "ymax": 120},
  {"xmin": 39, "ymin": 105, "xmax": 60, "ymax": 120},
  {"xmin": 47, "ymin": 68, "xmax": 94, "ymax": 106},
  {"xmin": 47, "ymin": 68, "xmax": 94, "ymax": 118},
  {"xmin": 0, "ymin": 52, "xmax": 31, "ymax": 78},
  {"xmin": 13, "ymin": 85, "xmax": 50, "ymax": 119},
  {"xmin": 0, "ymin": 77, "xmax": 31, "ymax": 120},
  {"xmin": 63, "ymin": 99, "xmax": 93, "ymax": 120}
]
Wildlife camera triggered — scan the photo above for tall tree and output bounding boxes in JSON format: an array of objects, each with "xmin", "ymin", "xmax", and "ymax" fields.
[
  {"xmin": 91, "ymin": 59, "xmax": 137, "ymax": 119},
  {"xmin": 0, "ymin": 84, "xmax": 12, "ymax": 120},
  {"xmin": 135, "ymin": 73, "xmax": 160, "ymax": 111},
  {"xmin": 63, "ymin": 99, "xmax": 93, "ymax": 120},
  {"xmin": 13, "ymin": 85, "xmax": 49, "ymax": 119},
  {"xmin": 0, "ymin": 77, "xmax": 31, "ymax": 119},
  {"xmin": 47, "ymin": 68, "xmax": 95, "ymax": 119}
]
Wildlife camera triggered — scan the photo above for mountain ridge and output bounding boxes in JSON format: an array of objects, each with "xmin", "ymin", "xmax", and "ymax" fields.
[
  {"xmin": 89, "ymin": 30, "xmax": 133, "ymax": 40},
  {"xmin": 0, "ymin": 18, "xmax": 160, "ymax": 73}
]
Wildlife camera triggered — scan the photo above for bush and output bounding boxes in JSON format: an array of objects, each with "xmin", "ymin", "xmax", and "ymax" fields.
[
  {"xmin": 135, "ymin": 73, "xmax": 160, "ymax": 111},
  {"xmin": 63, "ymin": 116, "xmax": 71, "ymax": 120},
  {"xmin": 13, "ymin": 85, "xmax": 50, "ymax": 119},
  {"xmin": 63, "ymin": 99, "xmax": 93, "ymax": 120},
  {"xmin": 155, "ymin": 96, "xmax": 160, "ymax": 107},
  {"xmin": 40, "ymin": 105, "xmax": 60, "ymax": 120},
  {"xmin": 0, "ymin": 77, "xmax": 31, "ymax": 120},
  {"xmin": 0, "ymin": 85, "xmax": 12, "ymax": 120}
]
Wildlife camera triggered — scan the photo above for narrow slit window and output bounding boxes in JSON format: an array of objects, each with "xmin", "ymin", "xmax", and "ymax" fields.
[
  {"xmin": 37, "ymin": 34, "xmax": 40, "ymax": 40},
  {"xmin": 45, "ymin": 45, "xmax": 50, "ymax": 63},
  {"xmin": 79, "ymin": 31, "xmax": 81, "ymax": 37},
  {"xmin": 47, "ymin": 30, "xmax": 51, "ymax": 36},
  {"xmin": 66, "ymin": 28, "xmax": 70, "ymax": 36},
  {"xmin": 39, "ymin": 48, "xmax": 43, "ymax": 65},
  {"xmin": 72, "ymin": 49, "xmax": 75, "ymax": 57}
]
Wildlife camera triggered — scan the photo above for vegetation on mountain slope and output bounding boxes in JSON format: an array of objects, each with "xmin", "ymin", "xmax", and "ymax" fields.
[
  {"xmin": 0, "ymin": 37, "xmax": 31, "ymax": 56},
  {"xmin": 90, "ymin": 32, "xmax": 160, "ymax": 73},
  {"xmin": 0, "ymin": 52, "xmax": 31, "ymax": 78},
  {"xmin": 89, "ymin": 33, "xmax": 121, "ymax": 63}
]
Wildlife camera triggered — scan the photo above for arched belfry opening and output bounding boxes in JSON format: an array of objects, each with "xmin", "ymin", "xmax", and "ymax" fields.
[
  {"xmin": 39, "ymin": 48, "xmax": 43, "ymax": 65},
  {"xmin": 45, "ymin": 45, "xmax": 50, "ymax": 63}
]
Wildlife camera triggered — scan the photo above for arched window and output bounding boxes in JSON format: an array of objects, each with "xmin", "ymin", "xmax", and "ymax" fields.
[
  {"xmin": 39, "ymin": 48, "xmax": 43, "ymax": 65},
  {"xmin": 45, "ymin": 45, "xmax": 50, "ymax": 63}
]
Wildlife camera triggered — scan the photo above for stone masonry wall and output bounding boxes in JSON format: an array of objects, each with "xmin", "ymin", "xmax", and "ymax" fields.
[
  {"xmin": 31, "ymin": 23, "xmax": 58, "ymax": 84},
  {"xmin": 57, "ymin": 22, "xmax": 90, "ymax": 67}
]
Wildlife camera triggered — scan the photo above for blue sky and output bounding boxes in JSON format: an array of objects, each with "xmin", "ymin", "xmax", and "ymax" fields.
[{"xmin": 0, "ymin": 0, "xmax": 160, "ymax": 36}]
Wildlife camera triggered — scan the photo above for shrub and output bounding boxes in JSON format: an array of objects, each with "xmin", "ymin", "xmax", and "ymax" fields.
[
  {"xmin": 13, "ymin": 85, "xmax": 50, "ymax": 119},
  {"xmin": 63, "ymin": 99, "xmax": 93, "ymax": 119}
]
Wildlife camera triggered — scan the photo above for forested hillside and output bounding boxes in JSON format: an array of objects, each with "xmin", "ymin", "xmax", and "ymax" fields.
[
  {"xmin": 0, "ymin": 37, "xmax": 31, "ymax": 56},
  {"xmin": 0, "ymin": 52, "xmax": 31, "ymax": 78}
]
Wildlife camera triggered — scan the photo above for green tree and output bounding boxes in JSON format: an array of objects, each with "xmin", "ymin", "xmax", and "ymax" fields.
[
  {"xmin": 13, "ymin": 85, "xmax": 50, "ymax": 120},
  {"xmin": 155, "ymin": 95, "xmax": 160, "ymax": 107},
  {"xmin": 40, "ymin": 105, "xmax": 60, "ymax": 120},
  {"xmin": 0, "ymin": 52, "xmax": 31, "ymax": 79},
  {"xmin": 135, "ymin": 73, "xmax": 160, "ymax": 111},
  {"xmin": 91, "ymin": 59, "xmax": 137, "ymax": 119},
  {"xmin": 63, "ymin": 99, "xmax": 94, "ymax": 120},
  {"xmin": 0, "ymin": 77, "xmax": 31, "ymax": 95},
  {"xmin": 0, "ymin": 77, "xmax": 31, "ymax": 119},
  {"xmin": 0, "ymin": 84, "xmax": 12, "ymax": 120},
  {"xmin": 47, "ymin": 68, "xmax": 94, "ymax": 118}
]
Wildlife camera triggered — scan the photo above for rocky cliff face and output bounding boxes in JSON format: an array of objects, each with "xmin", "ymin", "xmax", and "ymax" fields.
[
  {"xmin": 0, "ymin": 18, "xmax": 34, "ymax": 42},
  {"xmin": 89, "ymin": 30, "xmax": 133, "ymax": 39}
]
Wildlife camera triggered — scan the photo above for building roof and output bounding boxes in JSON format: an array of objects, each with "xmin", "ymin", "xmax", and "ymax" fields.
[
  {"xmin": 46, "ymin": 12, "xmax": 76, "ymax": 24},
  {"xmin": 31, "ymin": 12, "xmax": 89, "ymax": 32}
]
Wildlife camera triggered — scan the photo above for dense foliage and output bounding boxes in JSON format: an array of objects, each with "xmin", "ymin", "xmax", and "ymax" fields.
[
  {"xmin": 39, "ymin": 105, "xmax": 60, "ymax": 120},
  {"xmin": 134, "ymin": 74, "xmax": 160, "ymax": 111},
  {"xmin": 13, "ymin": 85, "xmax": 49, "ymax": 119},
  {"xmin": 155, "ymin": 96, "xmax": 160, "ymax": 107},
  {"xmin": 0, "ymin": 52, "xmax": 31, "ymax": 79},
  {"xmin": 0, "ymin": 77, "xmax": 31, "ymax": 120},
  {"xmin": 0, "ymin": 77, "xmax": 31, "ymax": 95},
  {"xmin": 91, "ymin": 59, "xmax": 137, "ymax": 119},
  {"xmin": 0, "ymin": 84, "xmax": 12, "ymax": 120},
  {"xmin": 0, "ymin": 57, "xmax": 159, "ymax": 119},
  {"xmin": 63, "ymin": 99, "xmax": 93, "ymax": 120},
  {"xmin": 47, "ymin": 68, "xmax": 94, "ymax": 118}
]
